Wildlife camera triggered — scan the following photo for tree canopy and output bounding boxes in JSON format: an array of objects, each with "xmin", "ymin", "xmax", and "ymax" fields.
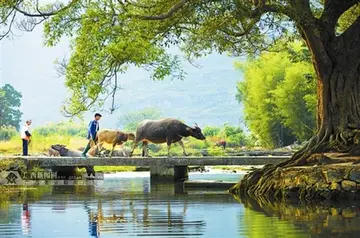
[
  {"xmin": 236, "ymin": 40, "xmax": 316, "ymax": 147},
  {"xmin": 2, "ymin": 0, "xmax": 358, "ymax": 118},
  {"xmin": 0, "ymin": 84, "xmax": 23, "ymax": 130}
]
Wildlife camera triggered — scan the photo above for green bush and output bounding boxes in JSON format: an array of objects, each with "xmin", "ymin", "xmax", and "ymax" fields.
[
  {"xmin": 0, "ymin": 126, "xmax": 18, "ymax": 141},
  {"xmin": 202, "ymin": 126, "xmax": 221, "ymax": 137},
  {"xmin": 218, "ymin": 125, "xmax": 247, "ymax": 147},
  {"xmin": 188, "ymin": 137, "xmax": 210, "ymax": 149},
  {"xmin": 207, "ymin": 147, "xmax": 226, "ymax": 156}
]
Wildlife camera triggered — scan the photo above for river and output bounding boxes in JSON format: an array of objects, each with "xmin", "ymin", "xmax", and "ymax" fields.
[{"xmin": 1, "ymin": 171, "xmax": 360, "ymax": 237}]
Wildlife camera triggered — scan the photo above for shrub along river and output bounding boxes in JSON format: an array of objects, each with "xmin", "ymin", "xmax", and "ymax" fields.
[{"xmin": 1, "ymin": 171, "xmax": 360, "ymax": 237}]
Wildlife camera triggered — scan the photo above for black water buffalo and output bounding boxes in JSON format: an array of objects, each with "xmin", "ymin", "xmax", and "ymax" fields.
[
  {"xmin": 129, "ymin": 118, "xmax": 206, "ymax": 157},
  {"xmin": 51, "ymin": 144, "xmax": 95, "ymax": 176}
]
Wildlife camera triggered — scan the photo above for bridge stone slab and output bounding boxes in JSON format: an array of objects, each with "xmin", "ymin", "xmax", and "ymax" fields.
[{"xmin": 0, "ymin": 155, "xmax": 291, "ymax": 182}]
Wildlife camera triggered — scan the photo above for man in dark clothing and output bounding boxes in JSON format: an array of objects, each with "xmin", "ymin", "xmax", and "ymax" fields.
[
  {"xmin": 20, "ymin": 120, "xmax": 32, "ymax": 156},
  {"xmin": 82, "ymin": 113, "xmax": 102, "ymax": 158}
]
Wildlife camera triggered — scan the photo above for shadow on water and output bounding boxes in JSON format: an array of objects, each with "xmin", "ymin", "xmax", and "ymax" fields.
[{"xmin": 235, "ymin": 193, "xmax": 360, "ymax": 238}]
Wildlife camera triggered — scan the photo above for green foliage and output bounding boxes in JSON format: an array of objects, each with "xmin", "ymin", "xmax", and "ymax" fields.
[
  {"xmin": 188, "ymin": 137, "xmax": 211, "ymax": 150},
  {"xmin": 0, "ymin": 121, "xmax": 89, "ymax": 154},
  {"xmin": 41, "ymin": 0, "xmax": 186, "ymax": 117},
  {"xmin": 0, "ymin": 84, "xmax": 22, "ymax": 130},
  {"xmin": 207, "ymin": 147, "xmax": 227, "ymax": 156},
  {"xmin": 236, "ymin": 40, "xmax": 316, "ymax": 147},
  {"xmin": 202, "ymin": 126, "xmax": 221, "ymax": 137},
  {"xmin": 1, "ymin": 1, "xmax": 359, "ymax": 129},
  {"xmin": 31, "ymin": 0, "xmax": 298, "ymax": 116},
  {"xmin": 117, "ymin": 107, "xmax": 162, "ymax": 132},
  {"xmin": 336, "ymin": 3, "xmax": 360, "ymax": 35},
  {"xmin": 0, "ymin": 126, "xmax": 17, "ymax": 141},
  {"xmin": 219, "ymin": 125, "xmax": 247, "ymax": 147},
  {"xmin": 0, "ymin": 158, "xmax": 26, "ymax": 173},
  {"xmin": 243, "ymin": 134, "xmax": 259, "ymax": 148}
]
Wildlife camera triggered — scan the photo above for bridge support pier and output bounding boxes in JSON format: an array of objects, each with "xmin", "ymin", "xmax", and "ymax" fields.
[
  {"xmin": 50, "ymin": 166, "xmax": 95, "ymax": 179},
  {"xmin": 51, "ymin": 166, "xmax": 77, "ymax": 179},
  {"xmin": 150, "ymin": 165, "xmax": 188, "ymax": 182}
]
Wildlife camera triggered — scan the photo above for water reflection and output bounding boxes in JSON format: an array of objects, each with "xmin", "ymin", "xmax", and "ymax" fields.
[
  {"xmin": 3, "ymin": 173, "xmax": 360, "ymax": 237},
  {"xmin": 0, "ymin": 176, "xmax": 216, "ymax": 237},
  {"xmin": 236, "ymin": 194, "xmax": 360, "ymax": 238},
  {"xmin": 21, "ymin": 203, "xmax": 30, "ymax": 235}
]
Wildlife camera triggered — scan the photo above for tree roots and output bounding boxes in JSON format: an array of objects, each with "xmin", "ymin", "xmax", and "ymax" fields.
[{"xmin": 229, "ymin": 128, "xmax": 360, "ymax": 202}]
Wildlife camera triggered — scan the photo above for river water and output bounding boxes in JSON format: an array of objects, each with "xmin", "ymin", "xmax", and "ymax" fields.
[{"xmin": 1, "ymin": 171, "xmax": 360, "ymax": 238}]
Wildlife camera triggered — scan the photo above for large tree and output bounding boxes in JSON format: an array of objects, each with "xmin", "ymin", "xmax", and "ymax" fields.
[
  {"xmin": 1, "ymin": 0, "xmax": 360, "ymax": 193},
  {"xmin": 0, "ymin": 84, "xmax": 22, "ymax": 130}
]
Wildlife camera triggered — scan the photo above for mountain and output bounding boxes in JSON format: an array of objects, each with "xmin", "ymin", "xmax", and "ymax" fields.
[{"xmin": 0, "ymin": 25, "xmax": 245, "ymax": 130}]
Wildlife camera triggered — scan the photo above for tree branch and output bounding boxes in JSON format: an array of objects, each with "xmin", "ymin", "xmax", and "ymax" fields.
[
  {"xmin": 0, "ymin": 11, "xmax": 17, "ymax": 40},
  {"xmin": 13, "ymin": 0, "xmax": 79, "ymax": 17},
  {"xmin": 135, "ymin": 0, "xmax": 189, "ymax": 20}
]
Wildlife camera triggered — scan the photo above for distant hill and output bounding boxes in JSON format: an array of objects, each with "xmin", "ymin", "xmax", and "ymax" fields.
[{"xmin": 111, "ymin": 53, "xmax": 245, "ymax": 129}]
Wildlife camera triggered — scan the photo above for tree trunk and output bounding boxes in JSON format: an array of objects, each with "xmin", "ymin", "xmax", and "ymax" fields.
[
  {"xmin": 230, "ymin": 1, "xmax": 360, "ymax": 201},
  {"xmin": 284, "ymin": 37, "xmax": 360, "ymax": 166}
]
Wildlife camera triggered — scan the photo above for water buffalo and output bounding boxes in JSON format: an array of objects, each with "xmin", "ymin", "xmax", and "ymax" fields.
[
  {"xmin": 48, "ymin": 147, "xmax": 61, "ymax": 156},
  {"xmin": 129, "ymin": 118, "xmax": 206, "ymax": 157},
  {"xmin": 52, "ymin": 144, "xmax": 84, "ymax": 157},
  {"xmin": 93, "ymin": 129, "xmax": 135, "ymax": 157},
  {"xmin": 51, "ymin": 144, "xmax": 95, "ymax": 176},
  {"xmin": 215, "ymin": 140, "xmax": 227, "ymax": 149}
]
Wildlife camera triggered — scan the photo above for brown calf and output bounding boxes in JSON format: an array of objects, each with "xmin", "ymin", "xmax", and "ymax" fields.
[
  {"xmin": 215, "ymin": 140, "xmax": 227, "ymax": 149},
  {"xmin": 94, "ymin": 129, "xmax": 135, "ymax": 157}
]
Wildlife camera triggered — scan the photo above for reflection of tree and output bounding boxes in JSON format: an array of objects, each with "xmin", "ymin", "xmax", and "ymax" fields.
[
  {"xmin": 0, "ymin": 186, "xmax": 52, "ymax": 209},
  {"xmin": 85, "ymin": 193, "xmax": 205, "ymax": 237},
  {"xmin": 0, "ymin": 187, "xmax": 52, "ymax": 237},
  {"xmin": 235, "ymin": 194, "xmax": 360, "ymax": 237}
]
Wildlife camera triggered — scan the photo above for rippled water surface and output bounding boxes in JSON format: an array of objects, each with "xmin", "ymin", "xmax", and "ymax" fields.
[{"xmin": 1, "ymin": 171, "xmax": 360, "ymax": 237}]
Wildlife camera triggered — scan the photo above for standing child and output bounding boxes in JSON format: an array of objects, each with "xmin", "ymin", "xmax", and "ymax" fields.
[{"xmin": 82, "ymin": 113, "xmax": 102, "ymax": 158}]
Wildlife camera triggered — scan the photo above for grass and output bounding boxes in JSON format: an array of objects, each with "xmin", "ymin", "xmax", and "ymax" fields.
[
  {"xmin": 0, "ymin": 135, "xmax": 140, "ymax": 172},
  {"xmin": 0, "ymin": 134, "xmax": 87, "ymax": 154}
]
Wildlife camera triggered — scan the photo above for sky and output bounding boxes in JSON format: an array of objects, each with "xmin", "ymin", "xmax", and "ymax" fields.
[{"xmin": 0, "ymin": 20, "xmax": 245, "ymax": 130}]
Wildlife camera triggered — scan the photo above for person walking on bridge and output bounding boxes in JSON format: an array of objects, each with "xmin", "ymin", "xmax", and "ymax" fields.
[
  {"xmin": 82, "ymin": 113, "xmax": 102, "ymax": 158},
  {"xmin": 20, "ymin": 120, "xmax": 32, "ymax": 156}
]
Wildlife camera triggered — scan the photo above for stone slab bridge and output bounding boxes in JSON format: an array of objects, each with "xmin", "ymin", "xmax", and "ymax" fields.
[{"xmin": 0, "ymin": 155, "xmax": 291, "ymax": 181}]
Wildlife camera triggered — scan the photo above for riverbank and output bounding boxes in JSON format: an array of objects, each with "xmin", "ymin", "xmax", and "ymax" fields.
[{"xmin": 229, "ymin": 153, "xmax": 360, "ymax": 202}]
